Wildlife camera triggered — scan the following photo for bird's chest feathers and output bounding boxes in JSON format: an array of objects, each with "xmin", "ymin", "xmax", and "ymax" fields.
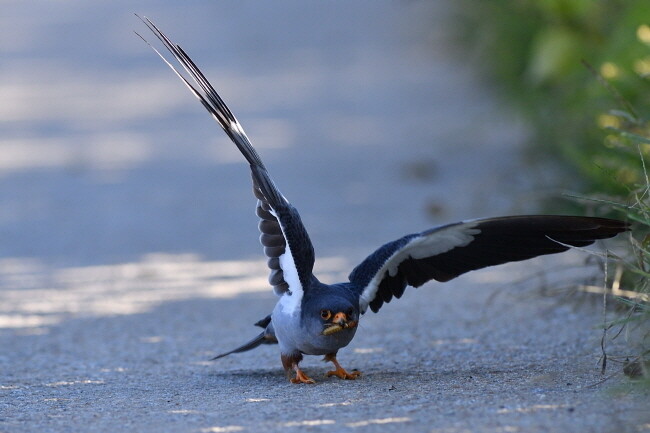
[
  {"xmin": 272, "ymin": 304, "xmax": 356, "ymax": 356},
  {"xmin": 272, "ymin": 299, "xmax": 306, "ymax": 352}
]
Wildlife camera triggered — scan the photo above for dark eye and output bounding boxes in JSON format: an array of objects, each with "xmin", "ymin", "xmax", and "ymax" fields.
[
  {"xmin": 320, "ymin": 309, "xmax": 331, "ymax": 320},
  {"xmin": 347, "ymin": 308, "xmax": 354, "ymax": 317}
]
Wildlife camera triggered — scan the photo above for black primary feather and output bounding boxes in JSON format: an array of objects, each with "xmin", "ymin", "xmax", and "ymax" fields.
[
  {"xmin": 350, "ymin": 216, "xmax": 629, "ymax": 313},
  {"xmin": 138, "ymin": 15, "xmax": 316, "ymax": 296}
]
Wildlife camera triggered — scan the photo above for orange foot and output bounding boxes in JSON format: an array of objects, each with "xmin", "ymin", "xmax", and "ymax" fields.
[
  {"xmin": 324, "ymin": 353, "xmax": 361, "ymax": 380},
  {"xmin": 326, "ymin": 366, "xmax": 361, "ymax": 380},
  {"xmin": 290, "ymin": 368, "xmax": 316, "ymax": 384}
]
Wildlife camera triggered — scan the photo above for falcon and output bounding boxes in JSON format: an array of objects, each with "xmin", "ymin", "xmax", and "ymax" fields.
[{"xmin": 137, "ymin": 17, "xmax": 629, "ymax": 384}]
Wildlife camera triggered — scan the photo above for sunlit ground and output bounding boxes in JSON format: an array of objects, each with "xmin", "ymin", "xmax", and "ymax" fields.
[
  {"xmin": 0, "ymin": 249, "xmax": 603, "ymax": 335},
  {"xmin": 0, "ymin": 254, "xmax": 349, "ymax": 331}
]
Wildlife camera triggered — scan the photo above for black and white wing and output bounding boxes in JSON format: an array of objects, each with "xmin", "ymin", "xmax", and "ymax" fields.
[
  {"xmin": 251, "ymin": 165, "xmax": 316, "ymax": 296},
  {"xmin": 138, "ymin": 17, "xmax": 315, "ymax": 298},
  {"xmin": 349, "ymin": 216, "xmax": 628, "ymax": 313}
]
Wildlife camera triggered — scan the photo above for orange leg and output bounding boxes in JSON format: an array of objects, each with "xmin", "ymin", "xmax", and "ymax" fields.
[
  {"xmin": 324, "ymin": 353, "xmax": 361, "ymax": 380},
  {"xmin": 282, "ymin": 353, "xmax": 316, "ymax": 384}
]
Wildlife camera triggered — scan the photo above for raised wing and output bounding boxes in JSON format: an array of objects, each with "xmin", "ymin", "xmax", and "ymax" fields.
[
  {"xmin": 349, "ymin": 216, "xmax": 629, "ymax": 313},
  {"xmin": 138, "ymin": 17, "xmax": 315, "ymax": 297}
]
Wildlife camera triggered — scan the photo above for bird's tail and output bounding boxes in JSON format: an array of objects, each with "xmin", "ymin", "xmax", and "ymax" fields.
[
  {"xmin": 136, "ymin": 15, "xmax": 265, "ymax": 169},
  {"xmin": 211, "ymin": 331, "xmax": 278, "ymax": 360}
]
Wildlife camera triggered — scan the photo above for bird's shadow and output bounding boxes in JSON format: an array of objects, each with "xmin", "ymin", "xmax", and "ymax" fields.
[
  {"xmin": 201, "ymin": 365, "xmax": 509, "ymax": 388},
  {"xmin": 203, "ymin": 367, "xmax": 382, "ymax": 388},
  {"xmin": 204, "ymin": 368, "xmax": 289, "ymax": 387}
]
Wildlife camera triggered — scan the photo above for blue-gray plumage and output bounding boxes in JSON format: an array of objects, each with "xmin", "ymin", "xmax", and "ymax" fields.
[{"xmin": 138, "ymin": 17, "xmax": 629, "ymax": 384}]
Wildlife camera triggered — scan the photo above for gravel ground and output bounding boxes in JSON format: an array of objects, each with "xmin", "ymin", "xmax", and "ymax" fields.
[{"xmin": 1, "ymin": 2, "xmax": 648, "ymax": 432}]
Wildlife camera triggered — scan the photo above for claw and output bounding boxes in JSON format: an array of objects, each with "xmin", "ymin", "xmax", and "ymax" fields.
[
  {"xmin": 326, "ymin": 367, "xmax": 361, "ymax": 380},
  {"xmin": 324, "ymin": 353, "xmax": 361, "ymax": 380},
  {"xmin": 291, "ymin": 368, "xmax": 316, "ymax": 384},
  {"xmin": 282, "ymin": 353, "xmax": 316, "ymax": 384}
]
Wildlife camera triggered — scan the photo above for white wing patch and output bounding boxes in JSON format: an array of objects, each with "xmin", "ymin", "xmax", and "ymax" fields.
[
  {"xmin": 268, "ymin": 207, "xmax": 304, "ymax": 315},
  {"xmin": 359, "ymin": 222, "xmax": 480, "ymax": 312},
  {"xmin": 278, "ymin": 242, "xmax": 303, "ymax": 314}
]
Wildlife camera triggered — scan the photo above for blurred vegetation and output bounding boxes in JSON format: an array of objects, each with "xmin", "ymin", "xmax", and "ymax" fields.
[
  {"xmin": 595, "ymin": 117, "xmax": 650, "ymax": 381},
  {"xmin": 592, "ymin": 119, "xmax": 650, "ymax": 381},
  {"xmin": 453, "ymin": 0, "xmax": 650, "ymax": 379},
  {"xmin": 454, "ymin": 0, "xmax": 650, "ymax": 194}
]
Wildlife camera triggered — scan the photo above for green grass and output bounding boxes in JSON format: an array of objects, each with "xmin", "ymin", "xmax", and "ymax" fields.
[
  {"xmin": 599, "ymin": 118, "xmax": 650, "ymax": 379},
  {"xmin": 550, "ymin": 105, "xmax": 650, "ymax": 380}
]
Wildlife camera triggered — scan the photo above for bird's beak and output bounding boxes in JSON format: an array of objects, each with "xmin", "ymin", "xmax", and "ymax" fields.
[
  {"xmin": 332, "ymin": 312, "xmax": 349, "ymax": 326},
  {"xmin": 322, "ymin": 312, "xmax": 357, "ymax": 335}
]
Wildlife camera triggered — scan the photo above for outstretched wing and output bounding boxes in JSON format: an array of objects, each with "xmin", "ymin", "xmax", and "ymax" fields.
[
  {"xmin": 138, "ymin": 17, "xmax": 315, "ymax": 298},
  {"xmin": 349, "ymin": 215, "xmax": 628, "ymax": 313}
]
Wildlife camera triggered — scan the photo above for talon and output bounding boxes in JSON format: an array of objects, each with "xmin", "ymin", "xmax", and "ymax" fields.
[
  {"xmin": 282, "ymin": 354, "xmax": 315, "ymax": 384},
  {"xmin": 291, "ymin": 368, "xmax": 316, "ymax": 384},
  {"xmin": 324, "ymin": 353, "xmax": 361, "ymax": 380},
  {"xmin": 326, "ymin": 367, "xmax": 361, "ymax": 380}
]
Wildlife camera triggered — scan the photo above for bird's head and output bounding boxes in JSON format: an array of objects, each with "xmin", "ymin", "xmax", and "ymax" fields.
[{"xmin": 304, "ymin": 296, "xmax": 358, "ymax": 337}]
